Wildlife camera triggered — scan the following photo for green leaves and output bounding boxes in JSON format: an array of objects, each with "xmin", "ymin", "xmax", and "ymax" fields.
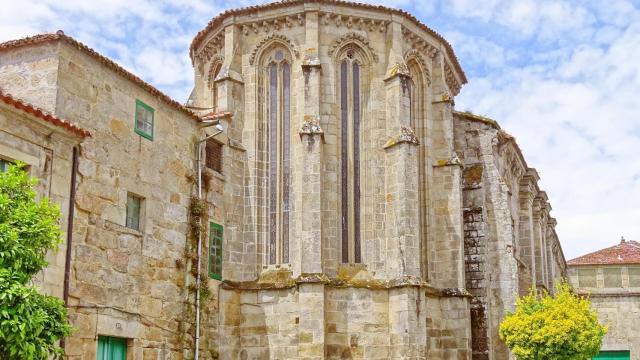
[
  {"xmin": 0, "ymin": 163, "xmax": 72, "ymax": 359},
  {"xmin": 499, "ymin": 281, "xmax": 607, "ymax": 360}
]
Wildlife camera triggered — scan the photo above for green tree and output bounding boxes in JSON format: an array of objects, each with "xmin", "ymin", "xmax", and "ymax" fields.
[
  {"xmin": 0, "ymin": 163, "xmax": 73, "ymax": 359},
  {"xmin": 499, "ymin": 281, "xmax": 607, "ymax": 360}
]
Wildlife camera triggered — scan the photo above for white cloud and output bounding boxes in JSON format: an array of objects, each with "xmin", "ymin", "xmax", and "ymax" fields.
[{"xmin": 1, "ymin": 0, "xmax": 638, "ymax": 259}]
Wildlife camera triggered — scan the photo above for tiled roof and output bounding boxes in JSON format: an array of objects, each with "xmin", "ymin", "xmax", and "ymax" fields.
[
  {"xmin": 0, "ymin": 31, "xmax": 200, "ymax": 121},
  {"xmin": 190, "ymin": 0, "xmax": 467, "ymax": 84},
  {"xmin": 0, "ymin": 89, "xmax": 91, "ymax": 138},
  {"xmin": 568, "ymin": 239, "xmax": 640, "ymax": 265},
  {"xmin": 200, "ymin": 111, "xmax": 233, "ymax": 121}
]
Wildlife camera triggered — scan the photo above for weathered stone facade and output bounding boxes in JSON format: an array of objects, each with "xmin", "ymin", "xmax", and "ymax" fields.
[
  {"xmin": 0, "ymin": 1, "xmax": 567, "ymax": 359},
  {"xmin": 569, "ymin": 239, "xmax": 640, "ymax": 359}
]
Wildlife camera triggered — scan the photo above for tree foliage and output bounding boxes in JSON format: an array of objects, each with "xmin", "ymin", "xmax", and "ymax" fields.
[
  {"xmin": 0, "ymin": 163, "xmax": 73, "ymax": 359},
  {"xmin": 499, "ymin": 281, "xmax": 607, "ymax": 360}
]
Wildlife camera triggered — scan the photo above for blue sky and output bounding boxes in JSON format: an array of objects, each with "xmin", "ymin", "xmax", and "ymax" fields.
[{"xmin": 2, "ymin": 0, "xmax": 639, "ymax": 259}]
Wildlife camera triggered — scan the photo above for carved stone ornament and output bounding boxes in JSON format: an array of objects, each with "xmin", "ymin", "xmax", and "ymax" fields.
[
  {"xmin": 299, "ymin": 115, "xmax": 324, "ymax": 138},
  {"xmin": 328, "ymin": 32, "xmax": 379, "ymax": 63},
  {"xmin": 434, "ymin": 152, "xmax": 463, "ymax": 167},
  {"xmin": 249, "ymin": 34, "xmax": 300, "ymax": 65},
  {"xmin": 383, "ymin": 126, "xmax": 420, "ymax": 149}
]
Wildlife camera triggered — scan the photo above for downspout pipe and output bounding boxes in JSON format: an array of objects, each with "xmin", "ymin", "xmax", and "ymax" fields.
[
  {"xmin": 61, "ymin": 145, "xmax": 79, "ymax": 348},
  {"xmin": 194, "ymin": 124, "xmax": 223, "ymax": 360}
]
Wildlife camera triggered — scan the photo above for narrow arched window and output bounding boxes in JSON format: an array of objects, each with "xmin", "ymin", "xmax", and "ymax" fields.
[
  {"xmin": 408, "ymin": 58, "xmax": 428, "ymax": 278},
  {"xmin": 340, "ymin": 50, "xmax": 362, "ymax": 263},
  {"xmin": 264, "ymin": 48, "xmax": 291, "ymax": 264}
]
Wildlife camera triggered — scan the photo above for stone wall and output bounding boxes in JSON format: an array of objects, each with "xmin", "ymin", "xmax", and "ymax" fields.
[{"xmin": 454, "ymin": 112, "xmax": 565, "ymax": 360}]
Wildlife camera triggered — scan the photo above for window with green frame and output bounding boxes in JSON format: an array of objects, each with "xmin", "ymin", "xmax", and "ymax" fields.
[
  {"xmin": 209, "ymin": 222, "xmax": 223, "ymax": 280},
  {"xmin": 0, "ymin": 158, "xmax": 12, "ymax": 172},
  {"xmin": 97, "ymin": 336, "xmax": 127, "ymax": 360},
  {"xmin": 134, "ymin": 99, "xmax": 154, "ymax": 140},
  {"xmin": 125, "ymin": 193, "xmax": 143, "ymax": 231}
]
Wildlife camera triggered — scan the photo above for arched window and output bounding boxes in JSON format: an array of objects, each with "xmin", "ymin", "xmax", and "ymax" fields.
[
  {"xmin": 339, "ymin": 48, "xmax": 365, "ymax": 263},
  {"xmin": 407, "ymin": 58, "xmax": 428, "ymax": 278},
  {"xmin": 260, "ymin": 47, "xmax": 291, "ymax": 265}
]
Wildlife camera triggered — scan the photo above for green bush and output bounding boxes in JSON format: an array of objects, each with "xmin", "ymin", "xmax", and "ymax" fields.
[
  {"xmin": 499, "ymin": 281, "xmax": 607, "ymax": 360},
  {"xmin": 0, "ymin": 163, "xmax": 73, "ymax": 359}
]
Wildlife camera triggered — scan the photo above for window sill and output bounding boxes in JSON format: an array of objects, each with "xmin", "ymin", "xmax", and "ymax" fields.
[{"xmin": 105, "ymin": 220, "xmax": 143, "ymax": 237}]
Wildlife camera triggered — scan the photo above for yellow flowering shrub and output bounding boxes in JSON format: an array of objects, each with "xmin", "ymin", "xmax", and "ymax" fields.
[{"xmin": 499, "ymin": 281, "xmax": 607, "ymax": 360}]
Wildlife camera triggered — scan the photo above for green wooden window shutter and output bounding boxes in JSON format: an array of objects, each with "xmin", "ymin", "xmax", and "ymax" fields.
[
  {"xmin": 134, "ymin": 99, "xmax": 154, "ymax": 140},
  {"xmin": 126, "ymin": 193, "xmax": 142, "ymax": 231},
  {"xmin": 209, "ymin": 222, "xmax": 223, "ymax": 280},
  {"xmin": 593, "ymin": 351, "xmax": 630, "ymax": 359},
  {"xmin": 97, "ymin": 336, "xmax": 127, "ymax": 360},
  {"xmin": 0, "ymin": 159, "xmax": 12, "ymax": 172}
]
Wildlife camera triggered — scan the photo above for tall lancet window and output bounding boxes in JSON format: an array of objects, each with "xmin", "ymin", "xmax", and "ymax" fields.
[
  {"xmin": 263, "ymin": 48, "xmax": 291, "ymax": 265},
  {"xmin": 210, "ymin": 62, "xmax": 222, "ymax": 111},
  {"xmin": 407, "ymin": 58, "xmax": 428, "ymax": 278},
  {"xmin": 340, "ymin": 50, "xmax": 363, "ymax": 263}
]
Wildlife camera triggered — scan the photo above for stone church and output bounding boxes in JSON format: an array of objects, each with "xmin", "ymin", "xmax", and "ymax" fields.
[{"xmin": 0, "ymin": 1, "xmax": 567, "ymax": 359}]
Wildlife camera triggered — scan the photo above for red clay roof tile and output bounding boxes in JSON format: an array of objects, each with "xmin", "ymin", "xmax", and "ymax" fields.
[
  {"xmin": 0, "ymin": 31, "xmax": 200, "ymax": 121},
  {"xmin": 0, "ymin": 89, "xmax": 91, "ymax": 138},
  {"xmin": 567, "ymin": 239, "xmax": 640, "ymax": 265}
]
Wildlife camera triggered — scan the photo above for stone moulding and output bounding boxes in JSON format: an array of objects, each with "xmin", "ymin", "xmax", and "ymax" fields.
[
  {"xmin": 434, "ymin": 152, "xmax": 463, "ymax": 168},
  {"xmin": 220, "ymin": 277, "xmax": 471, "ymax": 298},
  {"xmin": 214, "ymin": 67, "xmax": 244, "ymax": 84},
  {"xmin": 401, "ymin": 26, "xmax": 439, "ymax": 59},
  {"xmin": 249, "ymin": 33, "xmax": 300, "ymax": 65},
  {"xmin": 328, "ymin": 32, "xmax": 379, "ymax": 63},
  {"xmin": 444, "ymin": 62, "xmax": 462, "ymax": 96},
  {"xmin": 404, "ymin": 49, "xmax": 431, "ymax": 86},
  {"xmin": 383, "ymin": 126, "xmax": 420, "ymax": 149},
  {"xmin": 320, "ymin": 12, "xmax": 390, "ymax": 33}
]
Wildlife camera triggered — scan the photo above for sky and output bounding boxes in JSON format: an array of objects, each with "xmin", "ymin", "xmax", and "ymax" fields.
[{"xmin": 1, "ymin": 0, "xmax": 639, "ymax": 260}]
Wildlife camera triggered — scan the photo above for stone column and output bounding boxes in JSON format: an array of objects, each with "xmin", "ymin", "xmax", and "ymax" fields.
[
  {"xmin": 538, "ymin": 192, "xmax": 549, "ymax": 291},
  {"xmin": 546, "ymin": 216, "xmax": 557, "ymax": 293},
  {"xmin": 383, "ymin": 20, "xmax": 421, "ymax": 279}
]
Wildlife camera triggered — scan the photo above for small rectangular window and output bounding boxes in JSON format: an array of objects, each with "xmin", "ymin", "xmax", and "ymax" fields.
[
  {"xmin": 125, "ymin": 193, "xmax": 142, "ymax": 231},
  {"xmin": 134, "ymin": 100, "xmax": 154, "ymax": 140},
  {"xmin": 629, "ymin": 267, "xmax": 640, "ymax": 288},
  {"xmin": 209, "ymin": 222, "xmax": 223, "ymax": 280},
  {"xmin": 604, "ymin": 267, "xmax": 622, "ymax": 288},
  {"xmin": 577, "ymin": 268, "xmax": 597, "ymax": 288},
  {"xmin": 0, "ymin": 159, "xmax": 12, "ymax": 172},
  {"xmin": 205, "ymin": 139, "xmax": 223, "ymax": 173},
  {"xmin": 97, "ymin": 336, "xmax": 127, "ymax": 360}
]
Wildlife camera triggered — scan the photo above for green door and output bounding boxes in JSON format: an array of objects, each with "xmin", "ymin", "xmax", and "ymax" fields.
[
  {"xmin": 593, "ymin": 351, "xmax": 630, "ymax": 360},
  {"xmin": 97, "ymin": 336, "xmax": 127, "ymax": 360}
]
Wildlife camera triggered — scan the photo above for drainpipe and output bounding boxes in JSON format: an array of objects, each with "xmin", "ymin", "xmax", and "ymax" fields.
[
  {"xmin": 194, "ymin": 123, "xmax": 223, "ymax": 360},
  {"xmin": 61, "ymin": 145, "xmax": 79, "ymax": 349}
]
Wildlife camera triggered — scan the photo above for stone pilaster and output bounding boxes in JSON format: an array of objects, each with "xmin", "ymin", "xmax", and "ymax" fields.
[
  {"xmin": 429, "ymin": 52, "xmax": 465, "ymax": 289},
  {"xmin": 388, "ymin": 287, "xmax": 426, "ymax": 358},
  {"xmin": 382, "ymin": 52, "xmax": 421, "ymax": 278},
  {"xmin": 216, "ymin": 24, "xmax": 249, "ymax": 281}
]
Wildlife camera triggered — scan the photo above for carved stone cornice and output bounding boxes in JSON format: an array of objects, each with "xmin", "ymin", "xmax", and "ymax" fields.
[
  {"xmin": 401, "ymin": 26, "xmax": 439, "ymax": 59},
  {"xmin": 328, "ymin": 32, "xmax": 379, "ymax": 63},
  {"xmin": 194, "ymin": 31, "xmax": 224, "ymax": 69},
  {"xmin": 249, "ymin": 34, "xmax": 300, "ymax": 65},
  {"xmin": 320, "ymin": 12, "xmax": 389, "ymax": 32},
  {"xmin": 240, "ymin": 14, "xmax": 305, "ymax": 36},
  {"xmin": 444, "ymin": 62, "xmax": 462, "ymax": 96}
]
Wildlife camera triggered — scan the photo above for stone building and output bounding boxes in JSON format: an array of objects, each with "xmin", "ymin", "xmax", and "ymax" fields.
[
  {"xmin": 0, "ymin": 1, "xmax": 566, "ymax": 359},
  {"xmin": 568, "ymin": 238, "xmax": 640, "ymax": 360}
]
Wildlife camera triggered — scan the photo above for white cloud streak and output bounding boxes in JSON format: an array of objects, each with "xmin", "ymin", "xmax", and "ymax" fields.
[{"xmin": 1, "ymin": 0, "xmax": 638, "ymax": 259}]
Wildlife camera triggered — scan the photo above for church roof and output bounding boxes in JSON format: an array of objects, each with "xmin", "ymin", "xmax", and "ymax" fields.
[
  {"xmin": 0, "ymin": 31, "xmax": 200, "ymax": 122},
  {"xmin": 0, "ymin": 89, "xmax": 91, "ymax": 138},
  {"xmin": 568, "ymin": 239, "xmax": 640, "ymax": 266},
  {"xmin": 190, "ymin": 0, "xmax": 467, "ymax": 84}
]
